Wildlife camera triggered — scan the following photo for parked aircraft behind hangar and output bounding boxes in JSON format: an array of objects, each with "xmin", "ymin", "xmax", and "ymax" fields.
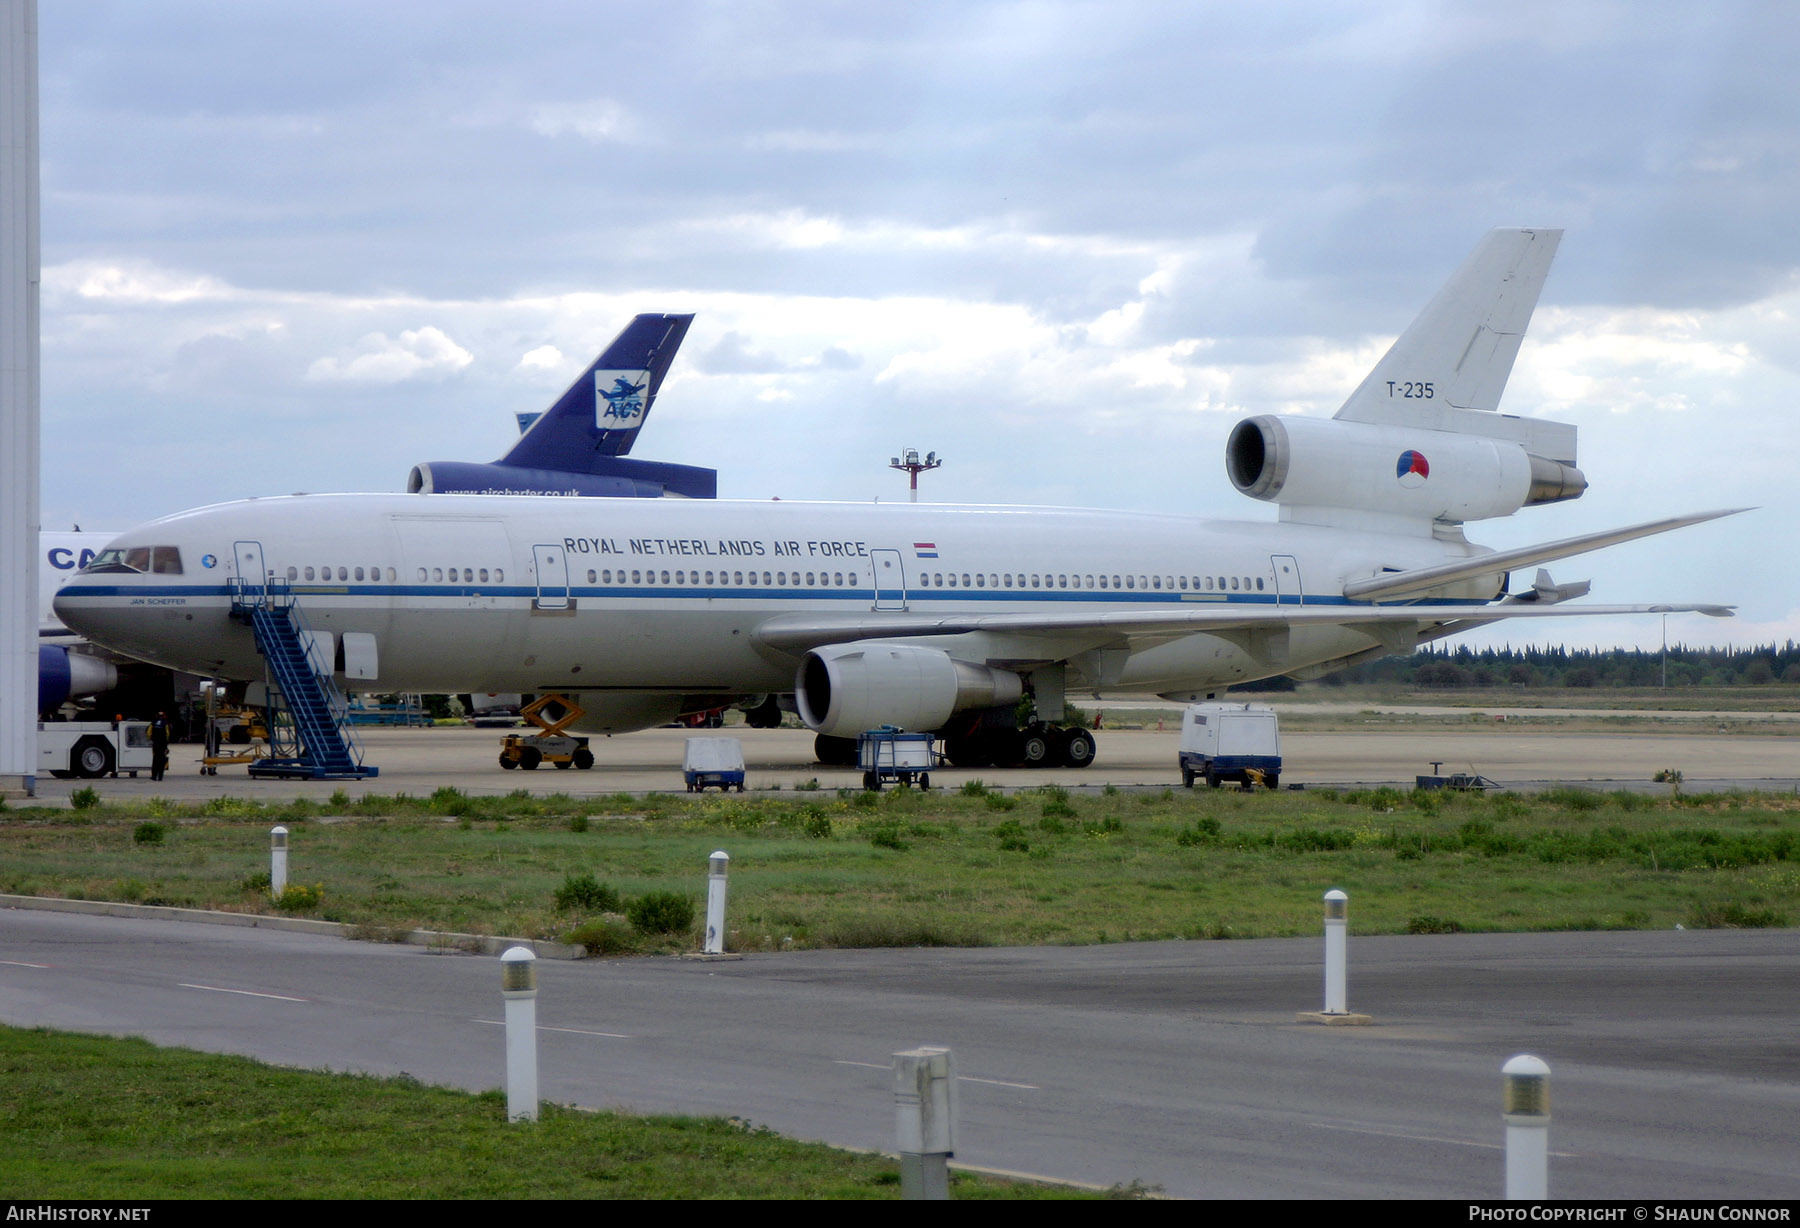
[{"xmin": 55, "ymin": 230, "xmax": 1738, "ymax": 768}]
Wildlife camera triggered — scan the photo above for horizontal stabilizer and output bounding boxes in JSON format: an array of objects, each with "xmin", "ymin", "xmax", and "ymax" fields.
[
  {"xmin": 1505, "ymin": 568, "xmax": 1590, "ymax": 605},
  {"xmin": 1341, "ymin": 509, "xmax": 1748, "ymax": 603}
]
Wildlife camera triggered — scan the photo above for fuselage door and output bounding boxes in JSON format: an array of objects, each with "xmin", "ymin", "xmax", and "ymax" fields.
[
  {"xmin": 233, "ymin": 540, "xmax": 267, "ymax": 598},
  {"xmin": 532, "ymin": 543, "xmax": 571, "ymax": 610},
  {"xmin": 871, "ymin": 548, "xmax": 907, "ymax": 611},
  {"xmin": 1270, "ymin": 555, "xmax": 1302, "ymax": 605}
]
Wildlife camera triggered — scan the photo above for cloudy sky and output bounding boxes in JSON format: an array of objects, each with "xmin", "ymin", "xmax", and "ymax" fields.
[{"xmin": 34, "ymin": 1, "xmax": 1800, "ymax": 651}]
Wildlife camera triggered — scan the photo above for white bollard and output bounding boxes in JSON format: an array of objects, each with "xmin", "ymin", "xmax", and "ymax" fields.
[
  {"xmin": 704, "ymin": 850, "xmax": 729, "ymax": 955},
  {"xmin": 1502, "ymin": 1054, "xmax": 1550, "ymax": 1199},
  {"xmin": 1323, "ymin": 888, "xmax": 1348, "ymax": 1015},
  {"xmin": 893, "ymin": 1046, "xmax": 957, "ymax": 1200},
  {"xmin": 501, "ymin": 946, "xmax": 539, "ymax": 1122},
  {"xmin": 269, "ymin": 826, "xmax": 288, "ymax": 898}
]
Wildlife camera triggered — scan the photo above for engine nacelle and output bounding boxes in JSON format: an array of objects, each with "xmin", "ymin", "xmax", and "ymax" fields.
[
  {"xmin": 1226, "ymin": 416, "xmax": 1585, "ymax": 524},
  {"xmin": 38, "ymin": 646, "xmax": 119, "ymax": 713},
  {"xmin": 795, "ymin": 643, "xmax": 1023, "ymax": 739}
]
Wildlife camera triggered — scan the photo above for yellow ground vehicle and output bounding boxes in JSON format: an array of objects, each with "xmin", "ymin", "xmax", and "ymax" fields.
[{"xmin": 498, "ymin": 693, "xmax": 595, "ymax": 770}]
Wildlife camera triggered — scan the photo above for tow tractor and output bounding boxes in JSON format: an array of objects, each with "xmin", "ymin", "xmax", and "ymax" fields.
[{"xmin": 498, "ymin": 693, "xmax": 596, "ymax": 771}]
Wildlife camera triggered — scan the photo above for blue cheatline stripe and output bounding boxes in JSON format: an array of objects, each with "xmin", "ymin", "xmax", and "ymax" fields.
[{"xmin": 54, "ymin": 580, "xmax": 1495, "ymax": 610}]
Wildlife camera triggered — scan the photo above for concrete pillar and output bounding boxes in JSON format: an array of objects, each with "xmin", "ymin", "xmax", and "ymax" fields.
[
  {"xmin": 501, "ymin": 946, "xmax": 539, "ymax": 1122},
  {"xmin": 0, "ymin": 0, "xmax": 41, "ymax": 799},
  {"xmin": 704, "ymin": 850, "xmax": 729, "ymax": 955},
  {"xmin": 1503, "ymin": 1054, "xmax": 1550, "ymax": 1200},
  {"xmin": 269, "ymin": 826, "xmax": 288, "ymax": 897},
  {"xmin": 893, "ymin": 1046, "xmax": 956, "ymax": 1199}
]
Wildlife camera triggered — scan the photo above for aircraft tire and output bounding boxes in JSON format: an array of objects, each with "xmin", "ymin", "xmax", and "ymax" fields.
[
  {"xmin": 943, "ymin": 735, "xmax": 990, "ymax": 768},
  {"xmin": 1018, "ymin": 729, "xmax": 1052, "ymax": 769},
  {"xmin": 1058, "ymin": 728, "xmax": 1097, "ymax": 769}
]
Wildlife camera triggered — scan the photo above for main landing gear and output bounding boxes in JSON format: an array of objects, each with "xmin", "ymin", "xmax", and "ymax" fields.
[
  {"xmin": 498, "ymin": 693, "xmax": 596, "ymax": 771},
  {"xmin": 942, "ymin": 723, "xmax": 1096, "ymax": 770},
  {"xmin": 813, "ymin": 722, "xmax": 1098, "ymax": 771}
]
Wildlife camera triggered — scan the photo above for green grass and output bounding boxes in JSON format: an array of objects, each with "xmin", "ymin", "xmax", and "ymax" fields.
[
  {"xmin": 2, "ymin": 785, "xmax": 1795, "ymax": 948},
  {"xmin": 0, "ymin": 1026, "xmax": 1092, "ymax": 1199}
]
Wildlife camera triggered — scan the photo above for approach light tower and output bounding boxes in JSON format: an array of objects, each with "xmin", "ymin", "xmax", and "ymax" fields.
[{"xmin": 889, "ymin": 448, "xmax": 942, "ymax": 502}]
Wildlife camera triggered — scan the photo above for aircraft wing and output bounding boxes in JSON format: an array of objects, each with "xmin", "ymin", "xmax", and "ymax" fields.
[
  {"xmin": 1342, "ymin": 509, "xmax": 1747, "ymax": 603},
  {"xmin": 751, "ymin": 599, "xmax": 1734, "ymax": 656}
]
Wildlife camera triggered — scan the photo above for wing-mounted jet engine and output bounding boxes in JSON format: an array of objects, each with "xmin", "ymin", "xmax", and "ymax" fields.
[{"xmin": 407, "ymin": 313, "xmax": 717, "ymax": 499}]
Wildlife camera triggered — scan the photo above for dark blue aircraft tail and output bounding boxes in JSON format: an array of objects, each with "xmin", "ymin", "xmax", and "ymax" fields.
[
  {"xmin": 408, "ymin": 313, "xmax": 717, "ymax": 499},
  {"xmin": 504, "ymin": 313, "xmax": 693, "ymax": 467}
]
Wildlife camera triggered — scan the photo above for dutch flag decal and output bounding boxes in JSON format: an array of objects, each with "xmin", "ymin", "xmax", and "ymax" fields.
[{"xmin": 913, "ymin": 542, "xmax": 938, "ymax": 559}]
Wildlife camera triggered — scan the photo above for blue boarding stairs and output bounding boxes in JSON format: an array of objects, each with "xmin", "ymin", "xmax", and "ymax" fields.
[{"xmin": 229, "ymin": 579, "xmax": 378, "ymax": 780}]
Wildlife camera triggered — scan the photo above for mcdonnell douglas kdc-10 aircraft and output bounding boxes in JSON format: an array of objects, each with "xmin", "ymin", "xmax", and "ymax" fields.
[{"xmin": 55, "ymin": 230, "xmax": 1738, "ymax": 769}]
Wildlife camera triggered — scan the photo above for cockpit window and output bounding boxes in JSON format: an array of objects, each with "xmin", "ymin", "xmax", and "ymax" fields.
[
  {"xmin": 82, "ymin": 545, "xmax": 182, "ymax": 576},
  {"xmin": 82, "ymin": 549, "xmax": 136, "ymax": 574}
]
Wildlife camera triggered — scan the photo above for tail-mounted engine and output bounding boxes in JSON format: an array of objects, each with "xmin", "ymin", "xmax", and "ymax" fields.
[{"xmin": 1226, "ymin": 415, "xmax": 1585, "ymax": 525}]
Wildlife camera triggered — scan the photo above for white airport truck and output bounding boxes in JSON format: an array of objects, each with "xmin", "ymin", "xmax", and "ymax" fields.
[
  {"xmin": 38, "ymin": 721, "xmax": 155, "ymax": 779},
  {"xmin": 1178, "ymin": 703, "xmax": 1282, "ymax": 789}
]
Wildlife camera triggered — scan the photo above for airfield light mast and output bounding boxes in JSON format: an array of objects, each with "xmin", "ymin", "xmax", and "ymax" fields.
[{"xmin": 889, "ymin": 448, "xmax": 942, "ymax": 502}]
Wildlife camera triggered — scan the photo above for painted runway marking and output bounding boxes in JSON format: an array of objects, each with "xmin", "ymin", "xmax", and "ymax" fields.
[
  {"xmin": 474, "ymin": 1019, "xmax": 632, "ymax": 1038},
  {"xmin": 833, "ymin": 1059, "xmax": 1038, "ymax": 1090},
  {"xmin": 179, "ymin": 982, "xmax": 309, "ymax": 1003},
  {"xmin": 0, "ymin": 960, "xmax": 50, "ymax": 969},
  {"xmin": 1307, "ymin": 1120, "xmax": 1575, "ymax": 1157}
]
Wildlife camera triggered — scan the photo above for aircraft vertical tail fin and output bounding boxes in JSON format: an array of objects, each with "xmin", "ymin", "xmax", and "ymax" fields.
[
  {"xmin": 501, "ymin": 313, "xmax": 694, "ymax": 472},
  {"xmin": 1334, "ymin": 228, "xmax": 1570, "ymax": 461}
]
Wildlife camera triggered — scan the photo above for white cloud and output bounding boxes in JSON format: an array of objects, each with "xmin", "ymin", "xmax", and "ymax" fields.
[
  {"xmin": 306, "ymin": 327, "xmax": 474, "ymax": 383},
  {"xmin": 746, "ymin": 129, "xmax": 877, "ymax": 153},
  {"xmin": 49, "ymin": 260, "xmax": 237, "ymax": 306},
  {"xmin": 517, "ymin": 344, "xmax": 564, "ymax": 372},
  {"xmin": 526, "ymin": 99, "xmax": 634, "ymax": 142}
]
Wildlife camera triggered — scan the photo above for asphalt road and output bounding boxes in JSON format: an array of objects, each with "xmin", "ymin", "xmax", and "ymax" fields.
[
  {"xmin": 23, "ymin": 722, "xmax": 1800, "ymax": 804},
  {"xmin": 2, "ymin": 910, "xmax": 1795, "ymax": 1199}
]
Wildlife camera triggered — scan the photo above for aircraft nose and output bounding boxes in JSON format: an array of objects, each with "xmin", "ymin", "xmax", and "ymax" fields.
[{"xmin": 52, "ymin": 585, "xmax": 118, "ymax": 642}]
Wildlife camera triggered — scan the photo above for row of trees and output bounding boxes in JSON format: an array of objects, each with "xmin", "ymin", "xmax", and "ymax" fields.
[{"xmin": 1309, "ymin": 642, "xmax": 1800, "ymax": 689}]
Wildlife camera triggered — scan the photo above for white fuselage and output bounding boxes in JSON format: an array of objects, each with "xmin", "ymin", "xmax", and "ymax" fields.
[{"xmin": 52, "ymin": 493, "xmax": 1496, "ymax": 729}]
